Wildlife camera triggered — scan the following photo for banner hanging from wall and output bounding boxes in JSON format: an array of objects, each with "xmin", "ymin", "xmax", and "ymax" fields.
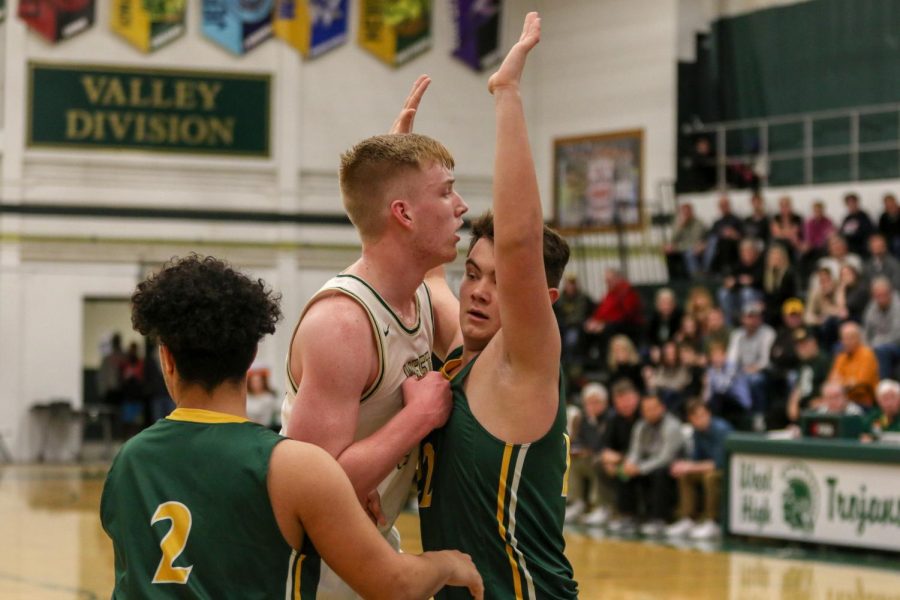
[
  {"xmin": 111, "ymin": 0, "xmax": 187, "ymax": 53},
  {"xmin": 451, "ymin": 0, "xmax": 501, "ymax": 72},
  {"xmin": 28, "ymin": 63, "xmax": 271, "ymax": 157},
  {"xmin": 358, "ymin": 0, "xmax": 431, "ymax": 67},
  {"xmin": 274, "ymin": 0, "xmax": 347, "ymax": 59},
  {"xmin": 202, "ymin": 0, "xmax": 274, "ymax": 55},
  {"xmin": 19, "ymin": 0, "xmax": 95, "ymax": 44}
]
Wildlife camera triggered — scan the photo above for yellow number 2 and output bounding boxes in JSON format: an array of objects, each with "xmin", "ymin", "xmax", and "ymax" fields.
[
  {"xmin": 418, "ymin": 443, "xmax": 436, "ymax": 508},
  {"xmin": 151, "ymin": 501, "xmax": 194, "ymax": 585}
]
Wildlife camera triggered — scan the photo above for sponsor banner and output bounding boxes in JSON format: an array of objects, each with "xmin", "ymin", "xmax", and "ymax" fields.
[
  {"xmin": 359, "ymin": 0, "xmax": 431, "ymax": 67},
  {"xmin": 274, "ymin": 0, "xmax": 347, "ymax": 58},
  {"xmin": 111, "ymin": 0, "xmax": 187, "ymax": 53},
  {"xmin": 28, "ymin": 63, "xmax": 271, "ymax": 157},
  {"xmin": 19, "ymin": 0, "xmax": 95, "ymax": 43},
  {"xmin": 202, "ymin": 0, "xmax": 274, "ymax": 55},
  {"xmin": 729, "ymin": 453, "xmax": 900, "ymax": 552},
  {"xmin": 451, "ymin": 0, "xmax": 501, "ymax": 72}
]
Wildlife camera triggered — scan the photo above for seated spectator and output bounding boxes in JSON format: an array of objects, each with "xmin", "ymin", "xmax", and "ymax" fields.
[
  {"xmin": 565, "ymin": 383, "xmax": 612, "ymax": 525},
  {"xmin": 600, "ymin": 381, "xmax": 641, "ymax": 531},
  {"xmin": 829, "ymin": 321, "xmax": 879, "ymax": 408},
  {"xmin": 665, "ymin": 400, "xmax": 732, "ymax": 540},
  {"xmin": 604, "ymin": 335, "xmax": 645, "ymax": 393},
  {"xmin": 727, "ymin": 303, "xmax": 776, "ymax": 428},
  {"xmin": 645, "ymin": 288, "xmax": 683, "ymax": 356},
  {"xmin": 800, "ymin": 200, "xmax": 835, "ymax": 273},
  {"xmin": 703, "ymin": 196, "xmax": 744, "ymax": 275},
  {"xmin": 863, "ymin": 277, "xmax": 900, "ymax": 379},
  {"xmin": 817, "ymin": 234, "xmax": 863, "ymax": 288},
  {"xmin": 701, "ymin": 307, "xmax": 731, "ymax": 353},
  {"xmin": 762, "ymin": 244, "xmax": 799, "ymax": 327},
  {"xmin": 769, "ymin": 196, "xmax": 803, "ymax": 259},
  {"xmin": 864, "ymin": 234, "xmax": 900, "ymax": 291},
  {"xmin": 673, "ymin": 314, "xmax": 704, "ymax": 353},
  {"xmin": 743, "ymin": 193, "xmax": 771, "ymax": 246},
  {"xmin": 680, "ymin": 344, "xmax": 706, "ymax": 401},
  {"xmin": 246, "ymin": 370, "xmax": 279, "ymax": 428},
  {"xmin": 840, "ymin": 192, "xmax": 875, "ymax": 258},
  {"xmin": 769, "ymin": 298, "xmax": 805, "ymax": 377},
  {"xmin": 584, "ymin": 267, "xmax": 643, "ymax": 366},
  {"xmin": 611, "ymin": 394, "xmax": 683, "ymax": 536},
  {"xmin": 879, "ymin": 193, "xmax": 900, "ymax": 258},
  {"xmin": 643, "ymin": 341, "xmax": 692, "ymax": 417},
  {"xmin": 664, "ymin": 203, "xmax": 707, "ymax": 280},
  {"xmin": 787, "ymin": 329, "xmax": 831, "ymax": 423},
  {"xmin": 815, "ymin": 381, "xmax": 865, "ymax": 417},
  {"xmin": 685, "ymin": 286, "xmax": 716, "ymax": 329},
  {"xmin": 717, "ymin": 238, "xmax": 764, "ymax": 326},
  {"xmin": 862, "ymin": 379, "xmax": 900, "ymax": 441},
  {"xmin": 835, "ymin": 263, "xmax": 870, "ymax": 324},
  {"xmin": 704, "ymin": 342, "xmax": 752, "ymax": 430},
  {"xmin": 554, "ymin": 273, "xmax": 595, "ymax": 388},
  {"xmin": 805, "ymin": 267, "xmax": 843, "ymax": 350}
]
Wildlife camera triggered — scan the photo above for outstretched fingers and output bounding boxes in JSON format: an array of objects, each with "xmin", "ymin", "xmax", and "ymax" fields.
[
  {"xmin": 390, "ymin": 74, "xmax": 432, "ymax": 134},
  {"xmin": 488, "ymin": 12, "xmax": 540, "ymax": 94}
]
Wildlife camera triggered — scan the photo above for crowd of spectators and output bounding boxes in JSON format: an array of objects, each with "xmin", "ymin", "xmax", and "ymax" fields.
[{"xmin": 560, "ymin": 191, "xmax": 900, "ymax": 539}]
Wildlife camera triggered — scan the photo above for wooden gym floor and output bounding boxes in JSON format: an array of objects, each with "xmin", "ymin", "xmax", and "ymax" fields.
[{"xmin": 1, "ymin": 464, "xmax": 898, "ymax": 599}]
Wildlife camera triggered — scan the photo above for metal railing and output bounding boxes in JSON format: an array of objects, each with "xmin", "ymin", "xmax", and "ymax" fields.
[{"xmin": 682, "ymin": 101, "xmax": 900, "ymax": 188}]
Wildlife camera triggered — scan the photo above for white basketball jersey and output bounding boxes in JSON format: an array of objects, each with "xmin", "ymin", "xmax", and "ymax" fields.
[{"xmin": 281, "ymin": 274, "xmax": 434, "ymax": 531}]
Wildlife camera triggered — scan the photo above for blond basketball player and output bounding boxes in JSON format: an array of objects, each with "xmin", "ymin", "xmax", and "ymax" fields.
[{"xmin": 280, "ymin": 80, "xmax": 469, "ymax": 598}]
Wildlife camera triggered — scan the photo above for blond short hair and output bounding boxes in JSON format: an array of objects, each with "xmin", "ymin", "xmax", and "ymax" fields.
[{"xmin": 339, "ymin": 134, "xmax": 455, "ymax": 240}]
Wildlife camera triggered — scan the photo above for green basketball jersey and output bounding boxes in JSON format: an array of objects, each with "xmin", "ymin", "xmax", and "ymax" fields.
[
  {"xmin": 418, "ymin": 350, "xmax": 578, "ymax": 600},
  {"xmin": 100, "ymin": 407, "xmax": 318, "ymax": 599}
]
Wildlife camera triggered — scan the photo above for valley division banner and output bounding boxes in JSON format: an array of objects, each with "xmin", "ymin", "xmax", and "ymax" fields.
[
  {"xmin": 19, "ymin": 0, "xmax": 95, "ymax": 43},
  {"xmin": 451, "ymin": 0, "xmax": 501, "ymax": 72},
  {"xmin": 359, "ymin": 0, "xmax": 431, "ymax": 67},
  {"xmin": 274, "ymin": 0, "xmax": 347, "ymax": 58},
  {"xmin": 202, "ymin": 0, "xmax": 274, "ymax": 55},
  {"xmin": 111, "ymin": 0, "xmax": 187, "ymax": 53}
]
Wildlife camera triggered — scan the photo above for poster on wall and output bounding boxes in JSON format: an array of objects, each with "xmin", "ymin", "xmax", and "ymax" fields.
[
  {"xmin": 19, "ymin": 0, "xmax": 95, "ymax": 43},
  {"xmin": 359, "ymin": 0, "xmax": 431, "ymax": 67},
  {"xmin": 202, "ymin": 0, "xmax": 274, "ymax": 55},
  {"xmin": 553, "ymin": 130, "xmax": 644, "ymax": 231},
  {"xmin": 451, "ymin": 0, "xmax": 501, "ymax": 72},
  {"xmin": 274, "ymin": 0, "xmax": 347, "ymax": 59},
  {"xmin": 111, "ymin": 0, "xmax": 187, "ymax": 53}
]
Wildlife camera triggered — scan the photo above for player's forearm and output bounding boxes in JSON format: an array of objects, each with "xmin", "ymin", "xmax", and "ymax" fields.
[
  {"xmin": 336, "ymin": 406, "xmax": 433, "ymax": 500},
  {"xmin": 385, "ymin": 552, "xmax": 462, "ymax": 600}
]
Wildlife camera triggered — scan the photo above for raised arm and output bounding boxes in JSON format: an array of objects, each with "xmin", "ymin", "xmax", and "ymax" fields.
[
  {"xmin": 286, "ymin": 296, "xmax": 450, "ymax": 501},
  {"xmin": 489, "ymin": 13, "xmax": 559, "ymax": 377},
  {"xmin": 269, "ymin": 441, "xmax": 483, "ymax": 600}
]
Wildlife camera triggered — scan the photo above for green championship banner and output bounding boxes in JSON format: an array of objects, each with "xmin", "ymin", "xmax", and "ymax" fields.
[
  {"xmin": 111, "ymin": 0, "xmax": 187, "ymax": 53},
  {"xmin": 28, "ymin": 63, "xmax": 271, "ymax": 157},
  {"xmin": 359, "ymin": 0, "xmax": 431, "ymax": 67}
]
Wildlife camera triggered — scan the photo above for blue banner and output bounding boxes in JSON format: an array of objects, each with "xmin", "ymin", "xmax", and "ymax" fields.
[{"xmin": 202, "ymin": 0, "xmax": 274, "ymax": 55}]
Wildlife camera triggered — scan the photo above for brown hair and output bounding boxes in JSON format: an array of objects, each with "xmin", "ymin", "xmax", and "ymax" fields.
[
  {"xmin": 339, "ymin": 133, "xmax": 455, "ymax": 240},
  {"xmin": 611, "ymin": 379, "xmax": 638, "ymax": 398},
  {"xmin": 467, "ymin": 211, "xmax": 570, "ymax": 289},
  {"xmin": 685, "ymin": 398, "xmax": 708, "ymax": 417}
]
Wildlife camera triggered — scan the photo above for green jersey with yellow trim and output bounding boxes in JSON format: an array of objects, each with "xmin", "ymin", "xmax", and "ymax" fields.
[
  {"xmin": 418, "ymin": 350, "xmax": 578, "ymax": 600},
  {"xmin": 100, "ymin": 408, "xmax": 318, "ymax": 599}
]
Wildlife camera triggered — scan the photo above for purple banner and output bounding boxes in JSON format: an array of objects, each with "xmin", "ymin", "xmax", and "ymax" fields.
[{"xmin": 451, "ymin": 0, "xmax": 501, "ymax": 72}]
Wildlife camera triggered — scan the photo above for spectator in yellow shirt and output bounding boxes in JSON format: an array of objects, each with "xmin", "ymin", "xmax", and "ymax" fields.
[{"xmin": 829, "ymin": 322, "xmax": 879, "ymax": 408}]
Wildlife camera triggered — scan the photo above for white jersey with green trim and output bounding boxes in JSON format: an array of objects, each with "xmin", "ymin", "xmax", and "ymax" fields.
[{"xmin": 281, "ymin": 273, "xmax": 435, "ymax": 533}]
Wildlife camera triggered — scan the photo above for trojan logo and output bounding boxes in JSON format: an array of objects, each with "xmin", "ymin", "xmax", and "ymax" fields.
[
  {"xmin": 403, "ymin": 352, "xmax": 432, "ymax": 379},
  {"xmin": 781, "ymin": 462, "xmax": 819, "ymax": 533}
]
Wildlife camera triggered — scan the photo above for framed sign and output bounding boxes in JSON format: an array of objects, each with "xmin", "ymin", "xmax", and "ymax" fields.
[{"xmin": 553, "ymin": 129, "xmax": 643, "ymax": 231}]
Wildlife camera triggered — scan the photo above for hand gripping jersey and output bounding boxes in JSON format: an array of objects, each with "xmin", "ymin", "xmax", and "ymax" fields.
[
  {"xmin": 418, "ymin": 349, "xmax": 578, "ymax": 600},
  {"xmin": 281, "ymin": 274, "xmax": 435, "ymax": 599},
  {"xmin": 100, "ymin": 408, "xmax": 310, "ymax": 599}
]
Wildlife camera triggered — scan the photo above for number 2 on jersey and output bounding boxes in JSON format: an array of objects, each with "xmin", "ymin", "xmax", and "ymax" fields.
[
  {"xmin": 418, "ymin": 443, "xmax": 436, "ymax": 508},
  {"xmin": 151, "ymin": 501, "xmax": 194, "ymax": 585}
]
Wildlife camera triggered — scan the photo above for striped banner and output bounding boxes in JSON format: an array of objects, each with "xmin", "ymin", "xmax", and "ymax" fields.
[
  {"xmin": 451, "ymin": 0, "xmax": 501, "ymax": 72},
  {"xmin": 358, "ymin": 0, "xmax": 432, "ymax": 67},
  {"xmin": 111, "ymin": 0, "xmax": 186, "ymax": 53},
  {"xmin": 202, "ymin": 0, "xmax": 274, "ymax": 55},
  {"xmin": 274, "ymin": 0, "xmax": 347, "ymax": 58},
  {"xmin": 19, "ymin": 0, "xmax": 95, "ymax": 43}
]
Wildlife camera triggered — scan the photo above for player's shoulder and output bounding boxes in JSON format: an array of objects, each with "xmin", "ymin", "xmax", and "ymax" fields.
[{"xmin": 298, "ymin": 292, "xmax": 373, "ymax": 338}]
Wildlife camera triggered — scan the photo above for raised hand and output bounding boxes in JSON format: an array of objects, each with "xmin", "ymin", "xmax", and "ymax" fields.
[
  {"xmin": 488, "ymin": 12, "xmax": 540, "ymax": 95},
  {"xmin": 389, "ymin": 74, "xmax": 432, "ymax": 134}
]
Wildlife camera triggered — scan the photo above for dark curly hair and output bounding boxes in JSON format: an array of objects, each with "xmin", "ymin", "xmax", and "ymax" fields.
[
  {"xmin": 468, "ymin": 211, "xmax": 571, "ymax": 289},
  {"xmin": 131, "ymin": 255, "xmax": 282, "ymax": 392}
]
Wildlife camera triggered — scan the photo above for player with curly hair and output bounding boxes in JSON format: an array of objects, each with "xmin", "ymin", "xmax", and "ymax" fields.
[{"xmin": 100, "ymin": 255, "xmax": 483, "ymax": 599}]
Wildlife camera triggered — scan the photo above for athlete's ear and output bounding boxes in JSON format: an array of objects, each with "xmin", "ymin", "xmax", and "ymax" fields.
[
  {"xmin": 159, "ymin": 344, "xmax": 176, "ymax": 377},
  {"xmin": 389, "ymin": 199, "xmax": 414, "ymax": 230},
  {"xmin": 548, "ymin": 288, "xmax": 560, "ymax": 304}
]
